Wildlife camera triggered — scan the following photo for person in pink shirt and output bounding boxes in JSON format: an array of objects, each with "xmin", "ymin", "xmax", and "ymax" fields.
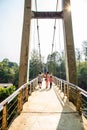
[{"xmin": 45, "ymin": 71, "xmax": 50, "ymax": 88}]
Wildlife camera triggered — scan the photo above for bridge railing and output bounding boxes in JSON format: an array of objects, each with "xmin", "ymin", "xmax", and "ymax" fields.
[
  {"xmin": 0, "ymin": 76, "xmax": 87, "ymax": 130},
  {"xmin": 0, "ymin": 78, "xmax": 38, "ymax": 130},
  {"xmin": 53, "ymin": 76, "xmax": 87, "ymax": 117}
]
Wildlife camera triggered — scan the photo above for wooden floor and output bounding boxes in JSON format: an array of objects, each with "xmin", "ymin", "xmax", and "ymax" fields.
[{"xmin": 8, "ymin": 79, "xmax": 87, "ymax": 130}]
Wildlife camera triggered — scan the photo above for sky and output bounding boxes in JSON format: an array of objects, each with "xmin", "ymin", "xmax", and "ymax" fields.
[{"xmin": 0, "ymin": 0, "xmax": 87, "ymax": 64}]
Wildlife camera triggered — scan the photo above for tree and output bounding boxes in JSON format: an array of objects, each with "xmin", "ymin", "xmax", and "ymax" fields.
[
  {"xmin": 75, "ymin": 42, "xmax": 87, "ymax": 91},
  {"xmin": 77, "ymin": 63, "xmax": 87, "ymax": 91},
  {"xmin": 47, "ymin": 51, "xmax": 66, "ymax": 80},
  {"xmin": 0, "ymin": 86, "xmax": 16, "ymax": 102},
  {"xmin": 47, "ymin": 51, "xmax": 59, "ymax": 75},
  {"xmin": 29, "ymin": 50, "xmax": 43, "ymax": 80},
  {"xmin": 82, "ymin": 41, "xmax": 87, "ymax": 62},
  {"xmin": 0, "ymin": 58, "xmax": 19, "ymax": 88},
  {"xmin": 75, "ymin": 48, "xmax": 81, "ymax": 67}
]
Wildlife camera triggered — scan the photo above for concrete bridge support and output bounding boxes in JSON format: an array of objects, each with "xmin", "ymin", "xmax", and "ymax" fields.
[
  {"xmin": 62, "ymin": 0, "xmax": 77, "ymax": 84},
  {"xmin": 18, "ymin": 0, "xmax": 31, "ymax": 87}
]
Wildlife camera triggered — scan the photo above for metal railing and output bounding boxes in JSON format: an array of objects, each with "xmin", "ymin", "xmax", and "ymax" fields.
[
  {"xmin": 0, "ymin": 78, "xmax": 38, "ymax": 130},
  {"xmin": 0, "ymin": 76, "xmax": 87, "ymax": 130},
  {"xmin": 53, "ymin": 76, "xmax": 87, "ymax": 117}
]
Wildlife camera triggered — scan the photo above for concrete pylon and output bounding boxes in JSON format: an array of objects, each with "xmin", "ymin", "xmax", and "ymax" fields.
[
  {"xmin": 62, "ymin": 0, "xmax": 77, "ymax": 85},
  {"xmin": 18, "ymin": 0, "xmax": 31, "ymax": 87}
]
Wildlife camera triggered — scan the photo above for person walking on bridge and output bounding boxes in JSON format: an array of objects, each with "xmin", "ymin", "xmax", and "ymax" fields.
[
  {"xmin": 38, "ymin": 72, "xmax": 42, "ymax": 89},
  {"xmin": 45, "ymin": 71, "xmax": 50, "ymax": 89}
]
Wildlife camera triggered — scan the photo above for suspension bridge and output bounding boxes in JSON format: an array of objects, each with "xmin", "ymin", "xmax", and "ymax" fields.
[{"xmin": 0, "ymin": 0, "xmax": 87, "ymax": 130}]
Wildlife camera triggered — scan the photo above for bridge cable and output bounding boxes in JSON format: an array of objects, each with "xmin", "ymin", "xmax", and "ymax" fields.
[
  {"xmin": 35, "ymin": 0, "xmax": 41, "ymax": 61},
  {"xmin": 51, "ymin": 0, "xmax": 62, "ymax": 77},
  {"xmin": 51, "ymin": 0, "xmax": 58, "ymax": 54},
  {"xmin": 33, "ymin": 19, "xmax": 35, "ymax": 50},
  {"xmin": 59, "ymin": 19, "xmax": 62, "ymax": 78}
]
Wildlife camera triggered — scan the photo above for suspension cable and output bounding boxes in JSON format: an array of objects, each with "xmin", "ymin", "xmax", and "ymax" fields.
[
  {"xmin": 35, "ymin": 0, "xmax": 41, "ymax": 60},
  {"xmin": 33, "ymin": 19, "xmax": 35, "ymax": 50},
  {"xmin": 51, "ymin": 0, "xmax": 58, "ymax": 54},
  {"xmin": 59, "ymin": 19, "xmax": 62, "ymax": 78}
]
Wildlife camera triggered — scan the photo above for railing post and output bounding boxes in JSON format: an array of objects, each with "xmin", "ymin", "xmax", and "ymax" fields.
[
  {"xmin": 60, "ymin": 80, "xmax": 62, "ymax": 91},
  {"xmin": 76, "ymin": 89, "xmax": 82, "ymax": 115},
  {"xmin": 2, "ymin": 104, "xmax": 7, "ymax": 130},
  {"xmin": 33, "ymin": 81, "xmax": 34, "ymax": 92},
  {"xmin": 31, "ymin": 82, "xmax": 33, "ymax": 92},
  {"xmin": 18, "ymin": 90, "xmax": 23, "ymax": 114},
  {"xmin": 64, "ymin": 83, "xmax": 67, "ymax": 96},
  {"xmin": 67, "ymin": 85, "xmax": 72, "ymax": 101},
  {"xmin": 53, "ymin": 77, "xmax": 56, "ymax": 85},
  {"xmin": 25, "ymin": 84, "xmax": 28, "ymax": 101},
  {"xmin": 56, "ymin": 79, "xmax": 60, "ymax": 88},
  {"xmin": 35, "ymin": 78, "xmax": 38, "ymax": 88},
  {"xmin": 58, "ymin": 80, "xmax": 61, "ymax": 90},
  {"xmin": 55, "ymin": 77, "xmax": 57, "ymax": 86},
  {"xmin": 66, "ymin": 84, "xmax": 70, "ymax": 100},
  {"xmin": 29, "ymin": 83, "xmax": 32, "ymax": 95}
]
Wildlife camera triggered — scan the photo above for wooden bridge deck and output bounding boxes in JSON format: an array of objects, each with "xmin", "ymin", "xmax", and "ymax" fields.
[{"xmin": 8, "ymin": 79, "xmax": 87, "ymax": 130}]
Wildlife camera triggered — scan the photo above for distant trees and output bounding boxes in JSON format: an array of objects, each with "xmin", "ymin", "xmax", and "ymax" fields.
[
  {"xmin": 47, "ymin": 51, "xmax": 66, "ymax": 80},
  {"xmin": 82, "ymin": 41, "xmax": 87, "ymax": 62},
  {"xmin": 77, "ymin": 63, "xmax": 87, "ymax": 91},
  {"xmin": 75, "ymin": 41, "xmax": 87, "ymax": 91},
  {"xmin": 0, "ymin": 86, "xmax": 16, "ymax": 102},
  {"xmin": 0, "ymin": 58, "xmax": 19, "ymax": 88},
  {"xmin": 0, "ymin": 41, "xmax": 87, "ymax": 92},
  {"xmin": 75, "ymin": 48, "xmax": 81, "ymax": 68},
  {"xmin": 29, "ymin": 50, "xmax": 66, "ymax": 81},
  {"xmin": 29, "ymin": 50, "xmax": 43, "ymax": 80},
  {"xmin": 0, "ymin": 58, "xmax": 18, "ymax": 102}
]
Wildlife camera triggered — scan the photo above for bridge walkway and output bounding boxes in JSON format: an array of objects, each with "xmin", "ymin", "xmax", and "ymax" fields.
[{"xmin": 8, "ymin": 79, "xmax": 86, "ymax": 130}]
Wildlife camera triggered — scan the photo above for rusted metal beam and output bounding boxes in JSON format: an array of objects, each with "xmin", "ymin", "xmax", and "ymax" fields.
[{"xmin": 32, "ymin": 11, "xmax": 63, "ymax": 19}]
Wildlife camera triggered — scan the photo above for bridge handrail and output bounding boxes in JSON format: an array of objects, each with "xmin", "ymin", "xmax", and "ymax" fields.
[
  {"xmin": 80, "ymin": 92, "xmax": 87, "ymax": 97},
  {"xmin": 55, "ymin": 77, "xmax": 87, "ymax": 95},
  {"xmin": 53, "ymin": 76, "xmax": 87, "ymax": 118},
  {"xmin": 0, "ymin": 78, "xmax": 37, "ymax": 110},
  {"xmin": 0, "ymin": 84, "xmax": 25, "ymax": 109},
  {"xmin": 0, "ymin": 77, "xmax": 38, "ymax": 130}
]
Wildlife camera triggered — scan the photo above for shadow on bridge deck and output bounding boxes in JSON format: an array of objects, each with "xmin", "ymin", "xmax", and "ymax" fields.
[{"xmin": 8, "ymin": 79, "xmax": 87, "ymax": 130}]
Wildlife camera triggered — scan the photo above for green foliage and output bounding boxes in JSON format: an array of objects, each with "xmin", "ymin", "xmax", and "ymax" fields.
[
  {"xmin": 0, "ymin": 86, "xmax": 16, "ymax": 102},
  {"xmin": 82, "ymin": 41, "xmax": 87, "ymax": 60},
  {"xmin": 47, "ymin": 51, "xmax": 66, "ymax": 80},
  {"xmin": 77, "ymin": 62, "xmax": 87, "ymax": 91},
  {"xmin": 29, "ymin": 50, "xmax": 43, "ymax": 80},
  {"xmin": 76, "ymin": 45, "xmax": 87, "ymax": 91},
  {"xmin": 0, "ymin": 58, "xmax": 19, "ymax": 88}
]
